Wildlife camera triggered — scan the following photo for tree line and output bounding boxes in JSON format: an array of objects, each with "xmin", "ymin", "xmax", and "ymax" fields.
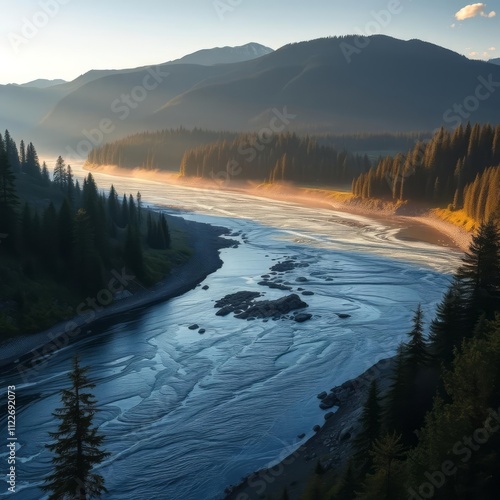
[
  {"xmin": 86, "ymin": 127, "xmax": 236, "ymax": 171},
  {"xmin": 302, "ymin": 219, "xmax": 500, "ymax": 499},
  {"xmin": 180, "ymin": 132, "xmax": 371, "ymax": 184},
  {"xmin": 0, "ymin": 130, "xmax": 171, "ymax": 336},
  {"xmin": 352, "ymin": 123, "xmax": 500, "ymax": 222}
]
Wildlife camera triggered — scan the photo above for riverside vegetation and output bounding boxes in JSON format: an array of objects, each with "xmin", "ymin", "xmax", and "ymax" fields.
[
  {"xmin": 0, "ymin": 130, "xmax": 189, "ymax": 339},
  {"xmin": 296, "ymin": 218, "xmax": 500, "ymax": 499}
]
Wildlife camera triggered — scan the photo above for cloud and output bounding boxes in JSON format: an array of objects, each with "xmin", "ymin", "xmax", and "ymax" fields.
[
  {"xmin": 488, "ymin": 47, "xmax": 497, "ymax": 51},
  {"xmin": 455, "ymin": 3, "xmax": 496, "ymax": 20},
  {"xmin": 450, "ymin": 23, "xmax": 456, "ymax": 28}
]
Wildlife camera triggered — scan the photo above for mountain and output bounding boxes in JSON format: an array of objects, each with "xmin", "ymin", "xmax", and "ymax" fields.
[
  {"xmin": 3, "ymin": 36, "xmax": 500, "ymax": 154},
  {"xmin": 19, "ymin": 79, "xmax": 67, "ymax": 88},
  {"xmin": 170, "ymin": 43, "xmax": 273, "ymax": 66},
  {"xmin": 489, "ymin": 58, "xmax": 500, "ymax": 66}
]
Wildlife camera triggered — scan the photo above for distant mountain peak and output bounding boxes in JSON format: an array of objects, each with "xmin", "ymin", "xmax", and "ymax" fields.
[
  {"xmin": 19, "ymin": 78, "xmax": 67, "ymax": 88},
  {"xmin": 170, "ymin": 43, "xmax": 274, "ymax": 66},
  {"xmin": 489, "ymin": 57, "xmax": 500, "ymax": 66}
]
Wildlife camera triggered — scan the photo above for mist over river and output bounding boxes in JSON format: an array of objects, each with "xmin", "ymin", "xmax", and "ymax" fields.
[{"xmin": 0, "ymin": 164, "xmax": 462, "ymax": 499}]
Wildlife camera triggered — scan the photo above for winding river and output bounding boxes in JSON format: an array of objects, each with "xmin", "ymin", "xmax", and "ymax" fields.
[{"xmin": 0, "ymin": 165, "xmax": 461, "ymax": 499}]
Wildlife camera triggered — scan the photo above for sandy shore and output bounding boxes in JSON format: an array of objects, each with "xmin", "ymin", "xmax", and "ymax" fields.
[
  {"xmin": 0, "ymin": 216, "xmax": 232, "ymax": 369},
  {"xmin": 86, "ymin": 165, "xmax": 473, "ymax": 253}
]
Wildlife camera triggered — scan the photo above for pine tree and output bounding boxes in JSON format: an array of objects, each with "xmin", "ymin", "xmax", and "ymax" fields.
[
  {"xmin": 19, "ymin": 140, "xmax": 26, "ymax": 170},
  {"xmin": 53, "ymin": 156, "xmax": 67, "ymax": 189},
  {"xmin": 25, "ymin": 142, "xmax": 41, "ymax": 180},
  {"xmin": 0, "ymin": 136, "xmax": 19, "ymax": 248},
  {"xmin": 42, "ymin": 356, "xmax": 110, "ymax": 499},
  {"xmin": 41, "ymin": 161, "xmax": 51, "ymax": 186},
  {"xmin": 66, "ymin": 165, "xmax": 75, "ymax": 203},
  {"xmin": 428, "ymin": 280, "xmax": 467, "ymax": 365},
  {"xmin": 354, "ymin": 380, "xmax": 382, "ymax": 473},
  {"xmin": 358, "ymin": 433, "xmax": 406, "ymax": 500},
  {"xmin": 456, "ymin": 219, "xmax": 500, "ymax": 322},
  {"xmin": 405, "ymin": 304, "xmax": 429, "ymax": 370}
]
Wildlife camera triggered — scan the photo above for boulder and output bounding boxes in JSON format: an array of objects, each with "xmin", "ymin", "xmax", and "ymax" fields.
[
  {"xmin": 235, "ymin": 294, "xmax": 308, "ymax": 320},
  {"xmin": 271, "ymin": 260, "xmax": 310, "ymax": 272},
  {"xmin": 198, "ymin": 329, "xmax": 206, "ymax": 334},
  {"xmin": 202, "ymin": 285, "xmax": 209, "ymax": 290},
  {"xmin": 319, "ymin": 393, "xmax": 340, "ymax": 409},
  {"xmin": 336, "ymin": 313, "xmax": 351, "ymax": 319},
  {"xmin": 302, "ymin": 291, "xmax": 315, "ymax": 296},
  {"xmin": 188, "ymin": 324, "xmax": 199, "ymax": 330},
  {"xmin": 317, "ymin": 391, "xmax": 328, "ymax": 400},
  {"xmin": 313, "ymin": 425, "xmax": 321, "ymax": 433},
  {"xmin": 294, "ymin": 313, "xmax": 313, "ymax": 323},
  {"xmin": 324, "ymin": 412, "xmax": 335, "ymax": 421},
  {"xmin": 296, "ymin": 277, "xmax": 308, "ymax": 283}
]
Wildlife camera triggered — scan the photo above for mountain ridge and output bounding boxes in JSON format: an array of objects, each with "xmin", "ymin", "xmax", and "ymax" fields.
[{"xmin": 2, "ymin": 35, "xmax": 500, "ymax": 153}]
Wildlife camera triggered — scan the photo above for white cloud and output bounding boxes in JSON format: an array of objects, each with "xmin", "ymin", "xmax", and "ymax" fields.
[
  {"xmin": 455, "ymin": 3, "xmax": 496, "ymax": 20},
  {"xmin": 488, "ymin": 47, "xmax": 497, "ymax": 51},
  {"xmin": 450, "ymin": 23, "xmax": 456, "ymax": 28}
]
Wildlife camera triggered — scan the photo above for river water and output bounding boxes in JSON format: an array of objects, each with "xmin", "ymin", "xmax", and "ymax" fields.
[{"xmin": 0, "ymin": 165, "xmax": 461, "ymax": 499}]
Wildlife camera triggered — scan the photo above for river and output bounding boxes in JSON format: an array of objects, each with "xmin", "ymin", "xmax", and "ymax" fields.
[{"xmin": 0, "ymin": 164, "xmax": 461, "ymax": 499}]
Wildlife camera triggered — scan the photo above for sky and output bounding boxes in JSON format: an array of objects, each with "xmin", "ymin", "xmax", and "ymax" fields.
[{"xmin": 0, "ymin": 0, "xmax": 499, "ymax": 85}]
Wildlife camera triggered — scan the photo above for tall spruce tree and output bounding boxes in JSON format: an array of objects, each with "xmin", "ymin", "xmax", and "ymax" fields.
[
  {"xmin": 456, "ymin": 219, "xmax": 500, "ymax": 323},
  {"xmin": 404, "ymin": 304, "xmax": 429, "ymax": 371},
  {"xmin": 0, "ymin": 135, "xmax": 19, "ymax": 247},
  {"xmin": 42, "ymin": 356, "xmax": 110, "ymax": 499},
  {"xmin": 354, "ymin": 380, "xmax": 382, "ymax": 473}
]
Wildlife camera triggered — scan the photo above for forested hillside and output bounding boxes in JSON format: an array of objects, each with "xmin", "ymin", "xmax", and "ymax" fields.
[
  {"xmin": 86, "ymin": 128, "xmax": 236, "ymax": 171},
  {"xmin": 0, "ymin": 131, "xmax": 184, "ymax": 338},
  {"xmin": 352, "ymin": 123, "xmax": 500, "ymax": 222},
  {"xmin": 302, "ymin": 219, "xmax": 500, "ymax": 499},
  {"xmin": 179, "ymin": 132, "xmax": 371, "ymax": 184}
]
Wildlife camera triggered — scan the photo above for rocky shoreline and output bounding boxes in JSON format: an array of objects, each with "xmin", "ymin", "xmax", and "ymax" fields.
[
  {"xmin": 0, "ymin": 216, "xmax": 233, "ymax": 369},
  {"xmin": 224, "ymin": 357, "xmax": 396, "ymax": 500}
]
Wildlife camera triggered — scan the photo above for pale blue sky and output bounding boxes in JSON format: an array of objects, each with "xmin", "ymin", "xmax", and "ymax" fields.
[{"xmin": 1, "ymin": 0, "xmax": 498, "ymax": 84}]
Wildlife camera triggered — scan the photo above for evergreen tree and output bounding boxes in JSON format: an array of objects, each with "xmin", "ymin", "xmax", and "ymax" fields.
[
  {"xmin": 41, "ymin": 161, "xmax": 51, "ymax": 186},
  {"xmin": 121, "ymin": 194, "xmax": 129, "ymax": 227},
  {"xmin": 456, "ymin": 219, "xmax": 500, "ymax": 323},
  {"xmin": 42, "ymin": 356, "xmax": 110, "ymax": 499},
  {"xmin": 405, "ymin": 305, "xmax": 429, "ymax": 370},
  {"xmin": 428, "ymin": 280, "xmax": 467, "ymax": 365},
  {"xmin": 354, "ymin": 380, "xmax": 382, "ymax": 473},
  {"xmin": 4, "ymin": 130, "xmax": 20, "ymax": 172},
  {"xmin": 66, "ymin": 165, "xmax": 75, "ymax": 203},
  {"xmin": 0, "ymin": 136, "xmax": 19, "ymax": 248},
  {"xmin": 358, "ymin": 433, "xmax": 406, "ymax": 500},
  {"xmin": 25, "ymin": 142, "xmax": 41, "ymax": 180},
  {"xmin": 53, "ymin": 156, "xmax": 67, "ymax": 189},
  {"xmin": 384, "ymin": 346, "xmax": 407, "ymax": 435},
  {"xmin": 19, "ymin": 139, "xmax": 26, "ymax": 170}
]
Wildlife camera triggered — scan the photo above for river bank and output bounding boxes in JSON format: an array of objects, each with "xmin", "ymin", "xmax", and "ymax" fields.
[
  {"xmin": 84, "ymin": 165, "xmax": 473, "ymax": 252},
  {"xmin": 0, "ymin": 216, "xmax": 232, "ymax": 369},
  {"xmin": 224, "ymin": 357, "xmax": 396, "ymax": 500}
]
